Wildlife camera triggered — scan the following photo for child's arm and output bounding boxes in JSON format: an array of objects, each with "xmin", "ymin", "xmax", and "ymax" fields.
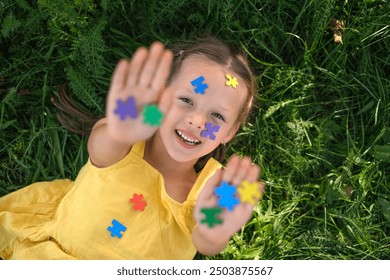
[
  {"xmin": 88, "ymin": 42, "xmax": 173, "ymax": 167},
  {"xmin": 192, "ymin": 155, "xmax": 265, "ymax": 256}
]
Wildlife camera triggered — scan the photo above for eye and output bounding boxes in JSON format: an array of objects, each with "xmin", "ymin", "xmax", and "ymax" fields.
[
  {"xmin": 212, "ymin": 112, "xmax": 225, "ymax": 122},
  {"xmin": 179, "ymin": 97, "xmax": 193, "ymax": 105}
]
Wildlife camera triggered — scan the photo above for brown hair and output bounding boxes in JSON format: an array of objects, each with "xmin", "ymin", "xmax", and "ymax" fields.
[{"xmin": 53, "ymin": 35, "xmax": 256, "ymax": 172}]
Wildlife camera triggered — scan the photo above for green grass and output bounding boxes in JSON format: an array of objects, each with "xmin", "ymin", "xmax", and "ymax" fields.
[{"xmin": 1, "ymin": 0, "xmax": 389, "ymax": 259}]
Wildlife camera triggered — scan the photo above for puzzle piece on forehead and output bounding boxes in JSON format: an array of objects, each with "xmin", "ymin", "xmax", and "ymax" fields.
[
  {"xmin": 107, "ymin": 219, "xmax": 127, "ymax": 238},
  {"xmin": 200, "ymin": 207, "xmax": 223, "ymax": 228},
  {"xmin": 238, "ymin": 180, "xmax": 262, "ymax": 205},
  {"xmin": 201, "ymin": 122, "xmax": 220, "ymax": 140},
  {"xmin": 225, "ymin": 74, "xmax": 239, "ymax": 89},
  {"xmin": 142, "ymin": 104, "xmax": 164, "ymax": 127},
  {"xmin": 129, "ymin": 193, "xmax": 147, "ymax": 211},
  {"xmin": 214, "ymin": 181, "xmax": 240, "ymax": 211},
  {"xmin": 191, "ymin": 76, "xmax": 208, "ymax": 94},
  {"xmin": 114, "ymin": 96, "xmax": 137, "ymax": 121}
]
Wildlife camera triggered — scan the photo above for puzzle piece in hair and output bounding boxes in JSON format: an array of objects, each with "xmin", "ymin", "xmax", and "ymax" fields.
[
  {"xmin": 225, "ymin": 74, "xmax": 239, "ymax": 88},
  {"xmin": 191, "ymin": 76, "xmax": 208, "ymax": 94},
  {"xmin": 201, "ymin": 122, "xmax": 220, "ymax": 140},
  {"xmin": 238, "ymin": 180, "xmax": 262, "ymax": 205},
  {"xmin": 142, "ymin": 104, "xmax": 164, "ymax": 126},
  {"xmin": 107, "ymin": 219, "xmax": 127, "ymax": 238},
  {"xmin": 214, "ymin": 181, "xmax": 240, "ymax": 211},
  {"xmin": 114, "ymin": 96, "xmax": 137, "ymax": 120},
  {"xmin": 200, "ymin": 207, "xmax": 223, "ymax": 228},
  {"xmin": 129, "ymin": 193, "xmax": 147, "ymax": 211}
]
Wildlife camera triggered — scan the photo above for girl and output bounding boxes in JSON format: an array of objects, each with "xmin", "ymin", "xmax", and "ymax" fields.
[{"xmin": 0, "ymin": 36, "xmax": 264, "ymax": 259}]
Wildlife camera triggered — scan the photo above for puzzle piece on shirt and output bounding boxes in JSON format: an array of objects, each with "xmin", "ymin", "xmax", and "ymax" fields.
[
  {"xmin": 114, "ymin": 96, "xmax": 137, "ymax": 121},
  {"xmin": 107, "ymin": 219, "xmax": 127, "ymax": 238},
  {"xmin": 238, "ymin": 180, "xmax": 262, "ymax": 205},
  {"xmin": 225, "ymin": 74, "xmax": 239, "ymax": 89},
  {"xmin": 129, "ymin": 193, "xmax": 147, "ymax": 211},
  {"xmin": 200, "ymin": 207, "xmax": 223, "ymax": 228},
  {"xmin": 201, "ymin": 122, "xmax": 220, "ymax": 140},
  {"xmin": 142, "ymin": 104, "xmax": 163, "ymax": 127},
  {"xmin": 191, "ymin": 76, "xmax": 208, "ymax": 94},
  {"xmin": 214, "ymin": 181, "xmax": 240, "ymax": 211}
]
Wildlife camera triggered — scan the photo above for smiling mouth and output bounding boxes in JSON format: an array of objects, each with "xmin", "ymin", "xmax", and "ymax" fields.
[{"xmin": 175, "ymin": 130, "xmax": 202, "ymax": 146}]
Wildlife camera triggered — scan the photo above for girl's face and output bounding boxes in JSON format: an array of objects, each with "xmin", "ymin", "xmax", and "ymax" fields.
[{"xmin": 158, "ymin": 55, "xmax": 248, "ymax": 163}]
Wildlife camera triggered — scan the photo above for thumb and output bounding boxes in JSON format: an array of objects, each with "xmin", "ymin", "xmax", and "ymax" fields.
[{"xmin": 158, "ymin": 86, "xmax": 174, "ymax": 116}]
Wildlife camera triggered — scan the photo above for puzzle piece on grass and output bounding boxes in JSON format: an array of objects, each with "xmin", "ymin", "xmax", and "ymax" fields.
[
  {"xmin": 214, "ymin": 181, "xmax": 240, "ymax": 211},
  {"xmin": 201, "ymin": 122, "xmax": 220, "ymax": 140},
  {"xmin": 191, "ymin": 76, "xmax": 208, "ymax": 95},
  {"xmin": 225, "ymin": 74, "xmax": 239, "ymax": 89},
  {"xmin": 200, "ymin": 207, "xmax": 223, "ymax": 228},
  {"xmin": 107, "ymin": 219, "xmax": 127, "ymax": 238},
  {"xmin": 114, "ymin": 96, "xmax": 137, "ymax": 121},
  {"xmin": 142, "ymin": 104, "xmax": 164, "ymax": 127},
  {"xmin": 129, "ymin": 193, "xmax": 147, "ymax": 211},
  {"xmin": 237, "ymin": 180, "xmax": 262, "ymax": 205}
]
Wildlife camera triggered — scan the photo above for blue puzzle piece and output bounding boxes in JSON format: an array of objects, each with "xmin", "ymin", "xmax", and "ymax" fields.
[
  {"xmin": 191, "ymin": 76, "xmax": 208, "ymax": 94},
  {"xmin": 107, "ymin": 219, "xmax": 127, "ymax": 238},
  {"xmin": 214, "ymin": 181, "xmax": 239, "ymax": 211},
  {"xmin": 114, "ymin": 96, "xmax": 137, "ymax": 121},
  {"xmin": 201, "ymin": 122, "xmax": 220, "ymax": 140}
]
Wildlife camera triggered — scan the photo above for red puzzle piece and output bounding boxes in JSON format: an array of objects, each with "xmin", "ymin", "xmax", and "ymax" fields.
[{"xmin": 129, "ymin": 193, "xmax": 147, "ymax": 211}]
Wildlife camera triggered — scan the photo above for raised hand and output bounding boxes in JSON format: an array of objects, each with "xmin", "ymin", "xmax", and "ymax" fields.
[
  {"xmin": 106, "ymin": 42, "xmax": 173, "ymax": 144},
  {"xmin": 193, "ymin": 155, "xmax": 265, "ymax": 251}
]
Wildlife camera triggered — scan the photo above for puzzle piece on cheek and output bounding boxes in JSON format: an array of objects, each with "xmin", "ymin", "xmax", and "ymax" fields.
[
  {"xmin": 142, "ymin": 104, "xmax": 164, "ymax": 127},
  {"xmin": 214, "ymin": 181, "xmax": 240, "ymax": 211},
  {"xmin": 114, "ymin": 96, "xmax": 137, "ymax": 121},
  {"xmin": 225, "ymin": 74, "xmax": 239, "ymax": 89},
  {"xmin": 107, "ymin": 219, "xmax": 127, "ymax": 238},
  {"xmin": 200, "ymin": 207, "xmax": 223, "ymax": 228},
  {"xmin": 201, "ymin": 122, "xmax": 220, "ymax": 140},
  {"xmin": 191, "ymin": 76, "xmax": 208, "ymax": 95},
  {"xmin": 129, "ymin": 193, "xmax": 147, "ymax": 211},
  {"xmin": 238, "ymin": 180, "xmax": 262, "ymax": 205}
]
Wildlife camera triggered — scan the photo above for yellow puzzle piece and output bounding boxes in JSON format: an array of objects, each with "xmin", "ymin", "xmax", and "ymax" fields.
[
  {"xmin": 225, "ymin": 74, "xmax": 238, "ymax": 88},
  {"xmin": 237, "ymin": 180, "xmax": 262, "ymax": 205}
]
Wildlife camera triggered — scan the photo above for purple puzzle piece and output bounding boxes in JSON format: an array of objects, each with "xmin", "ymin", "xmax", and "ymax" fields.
[
  {"xmin": 114, "ymin": 96, "xmax": 137, "ymax": 121},
  {"xmin": 201, "ymin": 122, "xmax": 220, "ymax": 140},
  {"xmin": 191, "ymin": 76, "xmax": 208, "ymax": 94}
]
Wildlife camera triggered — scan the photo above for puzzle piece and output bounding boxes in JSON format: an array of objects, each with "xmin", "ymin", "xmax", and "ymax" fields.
[
  {"xmin": 225, "ymin": 74, "xmax": 239, "ymax": 88},
  {"xmin": 107, "ymin": 219, "xmax": 127, "ymax": 238},
  {"xmin": 129, "ymin": 193, "xmax": 147, "ymax": 211},
  {"xmin": 214, "ymin": 181, "xmax": 240, "ymax": 211},
  {"xmin": 142, "ymin": 104, "xmax": 163, "ymax": 126},
  {"xmin": 114, "ymin": 96, "xmax": 137, "ymax": 121},
  {"xmin": 201, "ymin": 122, "xmax": 220, "ymax": 140},
  {"xmin": 191, "ymin": 76, "xmax": 208, "ymax": 94},
  {"xmin": 238, "ymin": 180, "xmax": 262, "ymax": 205},
  {"xmin": 200, "ymin": 207, "xmax": 223, "ymax": 228}
]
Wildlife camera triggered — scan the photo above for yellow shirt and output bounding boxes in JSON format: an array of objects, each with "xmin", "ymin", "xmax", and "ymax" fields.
[{"xmin": 0, "ymin": 141, "xmax": 221, "ymax": 259}]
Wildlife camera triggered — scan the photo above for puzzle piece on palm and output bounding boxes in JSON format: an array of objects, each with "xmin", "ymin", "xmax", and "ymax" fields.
[
  {"xmin": 200, "ymin": 207, "xmax": 223, "ymax": 227},
  {"xmin": 237, "ymin": 180, "xmax": 262, "ymax": 205},
  {"xmin": 191, "ymin": 76, "xmax": 208, "ymax": 94},
  {"xmin": 142, "ymin": 104, "xmax": 163, "ymax": 127},
  {"xmin": 129, "ymin": 193, "xmax": 147, "ymax": 211},
  {"xmin": 225, "ymin": 74, "xmax": 239, "ymax": 89},
  {"xmin": 114, "ymin": 96, "xmax": 137, "ymax": 121},
  {"xmin": 201, "ymin": 122, "xmax": 220, "ymax": 140},
  {"xmin": 107, "ymin": 219, "xmax": 127, "ymax": 238},
  {"xmin": 214, "ymin": 181, "xmax": 240, "ymax": 211}
]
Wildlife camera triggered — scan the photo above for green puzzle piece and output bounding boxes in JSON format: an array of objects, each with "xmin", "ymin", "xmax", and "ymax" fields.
[
  {"xmin": 142, "ymin": 104, "xmax": 164, "ymax": 127},
  {"xmin": 200, "ymin": 207, "xmax": 223, "ymax": 228}
]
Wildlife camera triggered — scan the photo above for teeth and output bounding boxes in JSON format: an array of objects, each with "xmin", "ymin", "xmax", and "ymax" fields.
[{"xmin": 176, "ymin": 130, "xmax": 200, "ymax": 145}]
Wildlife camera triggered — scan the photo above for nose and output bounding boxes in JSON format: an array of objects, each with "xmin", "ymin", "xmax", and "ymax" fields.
[{"xmin": 186, "ymin": 112, "xmax": 205, "ymax": 130}]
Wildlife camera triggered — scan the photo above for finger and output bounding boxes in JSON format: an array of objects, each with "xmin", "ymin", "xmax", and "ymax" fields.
[
  {"xmin": 198, "ymin": 168, "xmax": 222, "ymax": 201},
  {"xmin": 150, "ymin": 49, "xmax": 173, "ymax": 91},
  {"xmin": 222, "ymin": 154, "xmax": 240, "ymax": 184},
  {"xmin": 109, "ymin": 59, "xmax": 129, "ymax": 94},
  {"xmin": 246, "ymin": 163, "xmax": 260, "ymax": 183},
  {"xmin": 231, "ymin": 156, "xmax": 252, "ymax": 186},
  {"xmin": 138, "ymin": 42, "xmax": 164, "ymax": 87},
  {"xmin": 126, "ymin": 46, "xmax": 148, "ymax": 86}
]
